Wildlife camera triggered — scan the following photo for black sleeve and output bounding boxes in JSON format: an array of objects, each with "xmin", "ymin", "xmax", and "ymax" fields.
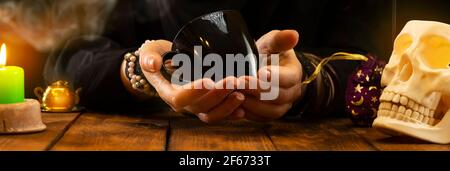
[
  {"xmin": 283, "ymin": 0, "xmax": 392, "ymax": 120},
  {"xmin": 284, "ymin": 50, "xmax": 362, "ymax": 120},
  {"xmin": 44, "ymin": 36, "xmax": 138, "ymax": 112}
]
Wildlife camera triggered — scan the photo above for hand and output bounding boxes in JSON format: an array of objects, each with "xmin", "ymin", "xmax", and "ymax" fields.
[
  {"xmin": 138, "ymin": 40, "xmax": 246, "ymax": 123},
  {"xmin": 238, "ymin": 30, "xmax": 303, "ymax": 122}
]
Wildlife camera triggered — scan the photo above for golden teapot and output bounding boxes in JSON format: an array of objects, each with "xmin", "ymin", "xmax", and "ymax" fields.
[{"xmin": 34, "ymin": 80, "xmax": 81, "ymax": 112}]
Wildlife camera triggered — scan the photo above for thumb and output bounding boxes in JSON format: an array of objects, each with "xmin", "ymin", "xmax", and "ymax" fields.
[
  {"xmin": 138, "ymin": 40, "xmax": 175, "ymax": 97},
  {"xmin": 139, "ymin": 40, "xmax": 172, "ymax": 72},
  {"xmin": 257, "ymin": 30, "xmax": 299, "ymax": 54}
]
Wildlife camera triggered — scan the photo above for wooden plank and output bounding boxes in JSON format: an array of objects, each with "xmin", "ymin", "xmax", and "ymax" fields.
[
  {"xmin": 266, "ymin": 118, "xmax": 376, "ymax": 151},
  {"xmin": 168, "ymin": 116, "xmax": 276, "ymax": 151},
  {"xmin": 0, "ymin": 112, "xmax": 80, "ymax": 151},
  {"xmin": 353, "ymin": 127, "xmax": 450, "ymax": 151},
  {"xmin": 51, "ymin": 112, "xmax": 169, "ymax": 151}
]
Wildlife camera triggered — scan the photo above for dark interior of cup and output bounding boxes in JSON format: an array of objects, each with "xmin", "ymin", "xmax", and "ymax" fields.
[{"xmin": 163, "ymin": 10, "xmax": 259, "ymax": 83}]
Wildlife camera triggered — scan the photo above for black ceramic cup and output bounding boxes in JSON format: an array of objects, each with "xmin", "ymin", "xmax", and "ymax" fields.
[{"xmin": 161, "ymin": 10, "xmax": 259, "ymax": 84}]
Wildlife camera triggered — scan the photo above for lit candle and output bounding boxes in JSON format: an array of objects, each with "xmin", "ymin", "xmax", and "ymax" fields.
[{"xmin": 0, "ymin": 43, "xmax": 24, "ymax": 104}]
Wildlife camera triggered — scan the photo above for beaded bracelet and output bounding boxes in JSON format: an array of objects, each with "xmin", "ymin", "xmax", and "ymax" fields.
[{"xmin": 124, "ymin": 51, "xmax": 158, "ymax": 97}]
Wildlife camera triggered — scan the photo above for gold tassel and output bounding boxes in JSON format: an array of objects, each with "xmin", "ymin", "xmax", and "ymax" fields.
[{"xmin": 302, "ymin": 52, "xmax": 368, "ymax": 84}]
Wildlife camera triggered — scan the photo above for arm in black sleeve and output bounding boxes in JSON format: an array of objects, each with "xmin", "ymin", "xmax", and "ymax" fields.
[
  {"xmin": 284, "ymin": 0, "xmax": 391, "ymax": 120},
  {"xmin": 284, "ymin": 50, "xmax": 363, "ymax": 120},
  {"xmin": 44, "ymin": 36, "xmax": 139, "ymax": 112}
]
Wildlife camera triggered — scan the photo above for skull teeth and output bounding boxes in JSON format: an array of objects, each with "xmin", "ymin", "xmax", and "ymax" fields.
[
  {"xmin": 392, "ymin": 94, "xmax": 400, "ymax": 103},
  {"xmin": 405, "ymin": 109, "xmax": 412, "ymax": 117},
  {"xmin": 411, "ymin": 111, "xmax": 419, "ymax": 120},
  {"xmin": 413, "ymin": 103, "xmax": 419, "ymax": 111},
  {"xmin": 407, "ymin": 100, "xmax": 414, "ymax": 109},
  {"xmin": 378, "ymin": 91, "xmax": 442, "ymax": 126},
  {"xmin": 378, "ymin": 109, "xmax": 440, "ymax": 126},
  {"xmin": 400, "ymin": 96, "xmax": 408, "ymax": 106}
]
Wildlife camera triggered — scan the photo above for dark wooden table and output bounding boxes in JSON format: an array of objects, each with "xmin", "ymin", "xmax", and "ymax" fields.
[{"xmin": 1, "ymin": 110, "xmax": 449, "ymax": 151}]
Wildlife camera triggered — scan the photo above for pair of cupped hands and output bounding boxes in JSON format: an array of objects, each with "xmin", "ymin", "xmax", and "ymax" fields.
[{"xmin": 139, "ymin": 30, "xmax": 303, "ymax": 123}]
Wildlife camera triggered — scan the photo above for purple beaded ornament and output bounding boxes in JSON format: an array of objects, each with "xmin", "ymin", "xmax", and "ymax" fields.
[{"xmin": 345, "ymin": 54, "xmax": 385, "ymax": 127}]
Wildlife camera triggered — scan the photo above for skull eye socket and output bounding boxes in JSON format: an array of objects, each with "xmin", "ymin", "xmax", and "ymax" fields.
[
  {"xmin": 393, "ymin": 34, "xmax": 413, "ymax": 56},
  {"xmin": 419, "ymin": 35, "xmax": 450, "ymax": 69}
]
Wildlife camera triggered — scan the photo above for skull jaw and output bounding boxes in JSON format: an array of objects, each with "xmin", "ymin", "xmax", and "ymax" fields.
[{"xmin": 373, "ymin": 110, "xmax": 450, "ymax": 144}]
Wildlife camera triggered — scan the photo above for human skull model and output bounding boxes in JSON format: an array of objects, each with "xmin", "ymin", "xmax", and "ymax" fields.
[{"xmin": 372, "ymin": 20, "xmax": 450, "ymax": 144}]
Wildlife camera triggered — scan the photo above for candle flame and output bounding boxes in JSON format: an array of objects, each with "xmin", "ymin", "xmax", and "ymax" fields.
[{"xmin": 0, "ymin": 44, "xmax": 6, "ymax": 66}]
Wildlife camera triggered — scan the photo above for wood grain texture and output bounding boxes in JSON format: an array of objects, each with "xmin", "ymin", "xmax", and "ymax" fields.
[
  {"xmin": 266, "ymin": 118, "xmax": 376, "ymax": 151},
  {"xmin": 353, "ymin": 127, "xmax": 450, "ymax": 151},
  {"xmin": 0, "ymin": 112, "xmax": 80, "ymax": 151},
  {"xmin": 3, "ymin": 109, "xmax": 450, "ymax": 151},
  {"xmin": 168, "ymin": 116, "xmax": 276, "ymax": 151},
  {"xmin": 51, "ymin": 112, "xmax": 169, "ymax": 151}
]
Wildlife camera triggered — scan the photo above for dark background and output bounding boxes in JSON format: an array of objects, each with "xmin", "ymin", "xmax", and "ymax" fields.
[{"xmin": 0, "ymin": 0, "xmax": 448, "ymax": 98}]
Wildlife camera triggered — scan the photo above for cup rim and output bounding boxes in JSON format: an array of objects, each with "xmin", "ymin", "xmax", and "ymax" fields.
[{"xmin": 171, "ymin": 10, "xmax": 241, "ymax": 45}]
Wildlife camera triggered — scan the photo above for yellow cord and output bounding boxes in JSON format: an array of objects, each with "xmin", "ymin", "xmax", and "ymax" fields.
[{"xmin": 302, "ymin": 52, "xmax": 368, "ymax": 84}]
